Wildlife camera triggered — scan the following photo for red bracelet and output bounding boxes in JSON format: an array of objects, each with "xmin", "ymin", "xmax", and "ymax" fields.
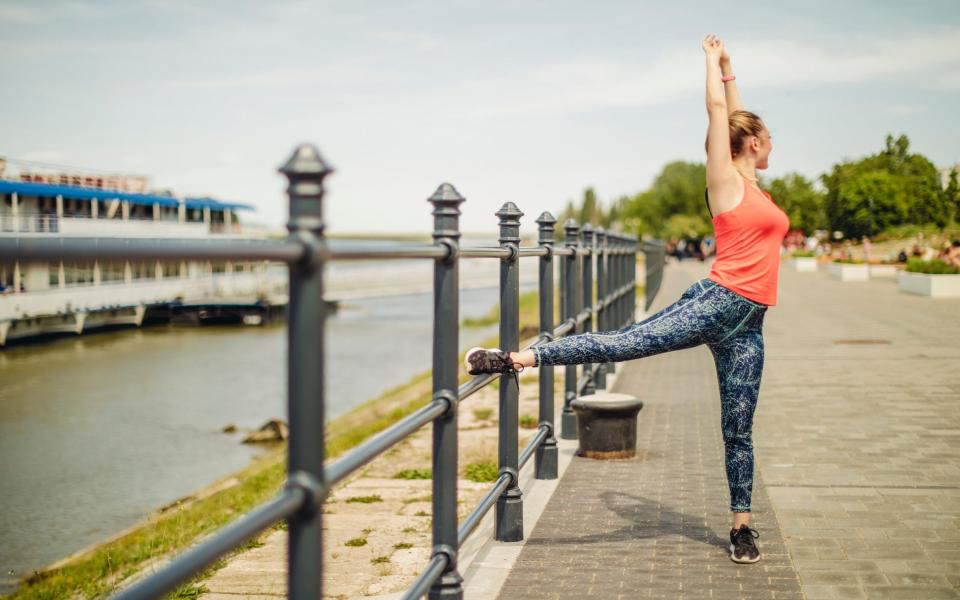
[{"xmin": 721, "ymin": 74, "xmax": 736, "ymax": 82}]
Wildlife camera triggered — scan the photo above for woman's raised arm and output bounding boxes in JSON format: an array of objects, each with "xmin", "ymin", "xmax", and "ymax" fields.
[
  {"xmin": 703, "ymin": 34, "xmax": 736, "ymax": 188},
  {"xmin": 720, "ymin": 48, "xmax": 744, "ymax": 115}
]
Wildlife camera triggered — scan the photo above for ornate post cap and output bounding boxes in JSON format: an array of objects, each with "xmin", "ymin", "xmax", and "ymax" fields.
[
  {"xmin": 535, "ymin": 211, "xmax": 556, "ymax": 228},
  {"xmin": 536, "ymin": 211, "xmax": 556, "ymax": 244},
  {"xmin": 428, "ymin": 182, "xmax": 465, "ymax": 206},
  {"xmin": 428, "ymin": 183, "xmax": 464, "ymax": 242},
  {"xmin": 496, "ymin": 202, "xmax": 524, "ymax": 245},
  {"xmin": 279, "ymin": 144, "xmax": 334, "ymax": 181},
  {"xmin": 563, "ymin": 218, "xmax": 580, "ymax": 243},
  {"xmin": 280, "ymin": 144, "xmax": 333, "ymax": 234},
  {"xmin": 495, "ymin": 202, "xmax": 524, "ymax": 225}
]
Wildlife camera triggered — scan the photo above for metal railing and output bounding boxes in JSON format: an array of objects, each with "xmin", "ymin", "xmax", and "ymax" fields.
[{"xmin": 0, "ymin": 144, "xmax": 661, "ymax": 600}]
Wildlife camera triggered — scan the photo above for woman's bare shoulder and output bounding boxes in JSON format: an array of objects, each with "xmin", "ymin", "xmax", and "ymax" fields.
[{"xmin": 707, "ymin": 171, "xmax": 743, "ymax": 216}]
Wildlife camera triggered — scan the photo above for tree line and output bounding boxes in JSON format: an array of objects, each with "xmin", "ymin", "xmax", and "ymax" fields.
[{"xmin": 558, "ymin": 134, "xmax": 960, "ymax": 241}]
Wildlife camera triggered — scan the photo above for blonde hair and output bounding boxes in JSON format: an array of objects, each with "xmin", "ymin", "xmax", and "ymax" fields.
[{"xmin": 705, "ymin": 110, "xmax": 766, "ymax": 157}]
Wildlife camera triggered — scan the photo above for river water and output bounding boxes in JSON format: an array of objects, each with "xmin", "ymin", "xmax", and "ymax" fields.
[{"xmin": 0, "ymin": 254, "xmax": 539, "ymax": 592}]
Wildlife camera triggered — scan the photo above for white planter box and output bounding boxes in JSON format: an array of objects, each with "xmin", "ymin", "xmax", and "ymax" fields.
[
  {"xmin": 790, "ymin": 257, "xmax": 818, "ymax": 272},
  {"xmin": 828, "ymin": 263, "xmax": 870, "ymax": 282},
  {"xmin": 868, "ymin": 264, "xmax": 898, "ymax": 278},
  {"xmin": 898, "ymin": 271, "xmax": 960, "ymax": 298}
]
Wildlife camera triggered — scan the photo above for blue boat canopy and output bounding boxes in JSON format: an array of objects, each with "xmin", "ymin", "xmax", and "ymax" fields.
[
  {"xmin": 0, "ymin": 180, "xmax": 254, "ymax": 212},
  {"xmin": 184, "ymin": 197, "xmax": 256, "ymax": 212}
]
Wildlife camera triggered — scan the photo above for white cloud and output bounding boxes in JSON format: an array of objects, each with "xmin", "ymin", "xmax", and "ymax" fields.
[
  {"xmin": 20, "ymin": 150, "xmax": 65, "ymax": 162},
  {"xmin": 734, "ymin": 28, "xmax": 960, "ymax": 89},
  {"xmin": 170, "ymin": 64, "xmax": 402, "ymax": 89},
  {"xmin": 371, "ymin": 29, "xmax": 443, "ymax": 51},
  {"xmin": 0, "ymin": 5, "xmax": 39, "ymax": 23},
  {"xmin": 885, "ymin": 105, "xmax": 919, "ymax": 114}
]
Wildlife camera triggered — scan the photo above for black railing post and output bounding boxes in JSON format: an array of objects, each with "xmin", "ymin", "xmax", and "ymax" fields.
[
  {"xmin": 560, "ymin": 219, "xmax": 580, "ymax": 440},
  {"xmin": 580, "ymin": 223, "xmax": 595, "ymax": 395},
  {"xmin": 594, "ymin": 226, "xmax": 607, "ymax": 390},
  {"xmin": 428, "ymin": 184, "xmax": 465, "ymax": 598},
  {"xmin": 280, "ymin": 144, "xmax": 332, "ymax": 600},
  {"xmin": 535, "ymin": 211, "xmax": 558, "ymax": 480},
  {"xmin": 630, "ymin": 239, "xmax": 637, "ymax": 320},
  {"xmin": 643, "ymin": 239, "xmax": 665, "ymax": 312},
  {"xmin": 606, "ymin": 233, "xmax": 617, "ymax": 376},
  {"xmin": 617, "ymin": 235, "xmax": 626, "ymax": 327},
  {"xmin": 495, "ymin": 202, "xmax": 524, "ymax": 542}
]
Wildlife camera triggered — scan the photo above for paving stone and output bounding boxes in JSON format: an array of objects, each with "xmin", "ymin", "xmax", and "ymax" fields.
[
  {"xmin": 496, "ymin": 266, "xmax": 802, "ymax": 599},
  {"xmin": 493, "ymin": 262, "xmax": 960, "ymax": 600}
]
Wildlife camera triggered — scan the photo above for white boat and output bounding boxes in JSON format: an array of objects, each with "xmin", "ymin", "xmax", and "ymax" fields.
[{"xmin": 0, "ymin": 159, "xmax": 287, "ymax": 346}]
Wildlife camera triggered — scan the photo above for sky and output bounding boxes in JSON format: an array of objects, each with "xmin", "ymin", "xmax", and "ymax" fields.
[{"xmin": 1, "ymin": 0, "xmax": 958, "ymax": 233}]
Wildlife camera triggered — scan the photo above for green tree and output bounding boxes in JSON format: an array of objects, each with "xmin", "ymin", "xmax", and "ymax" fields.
[
  {"xmin": 942, "ymin": 168, "xmax": 959, "ymax": 226},
  {"xmin": 766, "ymin": 173, "xmax": 826, "ymax": 235},
  {"xmin": 821, "ymin": 134, "xmax": 946, "ymax": 238},
  {"xmin": 621, "ymin": 161, "xmax": 710, "ymax": 238},
  {"xmin": 578, "ymin": 187, "xmax": 601, "ymax": 226}
]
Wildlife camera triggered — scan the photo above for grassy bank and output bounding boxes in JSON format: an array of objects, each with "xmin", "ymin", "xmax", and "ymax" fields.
[{"xmin": 7, "ymin": 281, "xmax": 646, "ymax": 599}]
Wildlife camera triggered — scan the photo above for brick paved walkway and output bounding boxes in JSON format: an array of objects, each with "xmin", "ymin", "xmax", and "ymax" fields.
[
  {"xmin": 498, "ymin": 259, "xmax": 960, "ymax": 599},
  {"xmin": 499, "ymin": 264, "xmax": 803, "ymax": 600}
]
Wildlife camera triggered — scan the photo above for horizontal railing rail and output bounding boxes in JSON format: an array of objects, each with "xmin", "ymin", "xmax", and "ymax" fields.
[{"xmin": 0, "ymin": 143, "xmax": 662, "ymax": 600}]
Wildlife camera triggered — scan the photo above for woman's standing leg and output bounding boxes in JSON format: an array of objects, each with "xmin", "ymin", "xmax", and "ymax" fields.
[{"xmin": 707, "ymin": 309, "xmax": 766, "ymax": 521}]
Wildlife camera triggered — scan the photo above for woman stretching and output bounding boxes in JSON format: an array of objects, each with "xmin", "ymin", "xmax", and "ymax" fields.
[{"xmin": 464, "ymin": 34, "xmax": 789, "ymax": 564}]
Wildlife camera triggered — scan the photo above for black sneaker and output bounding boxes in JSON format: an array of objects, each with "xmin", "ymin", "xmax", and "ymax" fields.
[
  {"xmin": 464, "ymin": 347, "xmax": 523, "ymax": 376},
  {"xmin": 729, "ymin": 524, "xmax": 761, "ymax": 564}
]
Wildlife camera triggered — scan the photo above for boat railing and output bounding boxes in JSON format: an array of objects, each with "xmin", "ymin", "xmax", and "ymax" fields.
[{"xmin": 0, "ymin": 143, "xmax": 664, "ymax": 600}]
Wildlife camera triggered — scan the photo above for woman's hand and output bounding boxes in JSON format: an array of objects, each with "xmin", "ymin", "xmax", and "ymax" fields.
[{"xmin": 701, "ymin": 33, "xmax": 725, "ymax": 61}]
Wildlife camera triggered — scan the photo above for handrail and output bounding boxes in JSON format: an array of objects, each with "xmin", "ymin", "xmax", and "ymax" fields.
[{"xmin": 4, "ymin": 144, "xmax": 657, "ymax": 600}]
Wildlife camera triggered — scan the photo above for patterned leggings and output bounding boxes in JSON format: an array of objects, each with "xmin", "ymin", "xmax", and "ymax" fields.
[{"xmin": 533, "ymin": 277, "xmax": 767, "ymax": 512}]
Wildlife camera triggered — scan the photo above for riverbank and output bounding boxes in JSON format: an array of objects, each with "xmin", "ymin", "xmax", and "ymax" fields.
[
  {"xmin": 4, "ymin": 363, "xmax": 437, "ymax": 600},
  {"xmin": 5, "ymin": 269, "xmax": 643, "ymax": 598},
  {"xmin": 3, "ymin": 285, "xmax": 551, "ymax": 599}
]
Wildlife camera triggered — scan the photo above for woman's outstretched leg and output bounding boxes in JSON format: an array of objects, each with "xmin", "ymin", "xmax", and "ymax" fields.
[
  {"xmin": 530, "ymin": 279, "xmax": 722, "ymax": 367},
  {"xmin": 465, "ymin": 280, "xmax": 719, "ymax": 375}
]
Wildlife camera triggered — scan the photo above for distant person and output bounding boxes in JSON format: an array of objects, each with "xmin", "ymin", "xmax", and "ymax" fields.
[{"xmin": 463, "ymin": 33, "xmax": 785, "ymax": 565}]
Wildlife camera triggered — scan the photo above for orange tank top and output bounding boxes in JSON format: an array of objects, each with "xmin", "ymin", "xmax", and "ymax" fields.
[{"xmin": 707, "ymin": 176, "xmax": 790, "ymax": 306}]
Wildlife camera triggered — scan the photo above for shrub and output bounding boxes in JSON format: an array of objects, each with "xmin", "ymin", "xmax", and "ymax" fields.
[
  {"xmin": 394, "ymin": 468, "xmax": 432, "ymax": 480},
  {"xmin": 790, "ymin": 250, "xmax": 816, "ymax": 258},
  {"xmin": 394, "ymin": 542, "xmax": 414, "ymax": 550},
  {"xmin": 371, "ymin": 556, "xmax": 390, "ymax": 564},
  {"xmin": 464, "ymin": 461, "xmax": 499, "ymax": 483},
  {"xmin": 905, "ymin": 258, "xmax": 960, "ymax": 274},
  {"xmin": 345, "ymin": 495, "xmax": 383, "ymax": 504},
  {"xmin": 519, "ymin": 414, "xmax": 538, "ymax": 429},
  {"xmin": 345, "ymin": 538, "xmax": 368, "ymax": 547},
  {"xmin": 472, "ymin": 407, "xmax": 493, "ymax": 421},
  {"xmin": 833, "ymin": 257, "xmax": 865, "ymax": 264}
]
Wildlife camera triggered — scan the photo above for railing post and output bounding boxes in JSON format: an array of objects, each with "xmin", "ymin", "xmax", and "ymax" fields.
[
  {"xmin": 535, "ymin": 211, "xmax": 558, "ymax": 480},
  {"xmin": 594, "ymin": 227, "xmax": 607, "ymax": 390},
  {"xmin": 580, "ymin": 223, "xmax": 595, "ymax": 395},
  {"xmin": 630, "ymin": 239, "xmax": 638, "ymax": 320},
  {"xmin": 606, "ymin": 233, "xmax": 617, "ymax": 376},
  {"xmin": 280, "ymin": 144, "xmax": 332, "ymax": 600},
  {"xmin": 495, "ymin": 202, "xmax": 524, "ymax": 542},
  {"xmin": 617, "ymin": 236, "xmax": 626, "ymax": 327},
  {"xmin": 560, "ymin": 219, "xmax": 580, "ymax": 440},
  {"xmin": 428, "ymin": 183, "xmax": 465, "ymax": 599}
]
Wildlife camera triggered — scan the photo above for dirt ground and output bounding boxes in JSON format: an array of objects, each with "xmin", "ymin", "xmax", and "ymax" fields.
[{"xmin": 201, "ymin": 371, "xmax": 555, "ymax": 599}]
